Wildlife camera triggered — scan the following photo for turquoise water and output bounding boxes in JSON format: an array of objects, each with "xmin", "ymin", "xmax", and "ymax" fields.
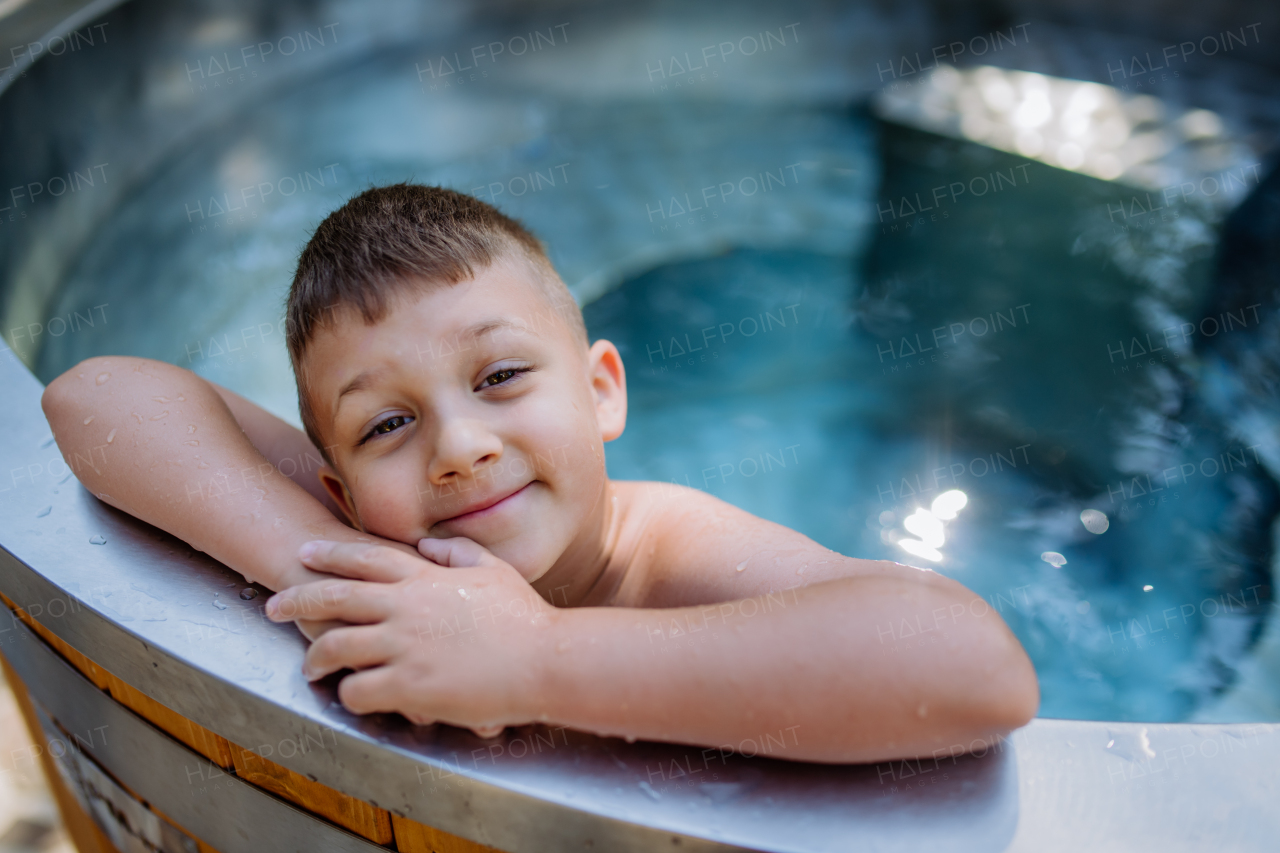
[
  {"xmin": 33, "ymin": 45, "xmax": 1275, "ymax": 721},
  {"xmin": 588, "ymin": 240, "xmax": 1274, "ymax": 721}
]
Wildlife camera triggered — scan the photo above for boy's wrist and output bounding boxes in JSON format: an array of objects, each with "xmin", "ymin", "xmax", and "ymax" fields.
[
  {"xmin": 523, "ymin": 603, "xmax": 572, "ymax": 726},
  {"xmin": 264, "ymin": 519, "xmax": 417, "ymax": 591}
]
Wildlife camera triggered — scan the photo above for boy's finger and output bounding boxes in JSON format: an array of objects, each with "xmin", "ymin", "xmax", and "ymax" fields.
[
  {"xmin": 337, "ymin": 666, "xmax": 407, "ymax": 716},
  {"xmin": 417, "ymin": 536, "xmax": 502, "ymax": 568},
  {"xmin": 303, "ymin": 625, "xmax": 399, "ymax": 681},
  {"xmin": 299, "ymin": 540, "xmax": 422, "ymax": 582},
  {"xmin": 297, "ymin": 618, "xmax": 346, "ymax": 642},
  {"xmin": 266, "ymin": 579, "xmax": 394, "ymax": 623}
]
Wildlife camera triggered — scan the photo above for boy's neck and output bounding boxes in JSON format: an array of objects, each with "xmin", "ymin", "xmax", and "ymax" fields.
[{"xmin": 532, "ymin": 479, "xmax": 637, "ymax": 608}]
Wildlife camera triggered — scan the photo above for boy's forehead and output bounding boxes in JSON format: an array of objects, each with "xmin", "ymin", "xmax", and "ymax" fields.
[
  {"xmin": 317, "ymin": 259, "xmax": 549, "ymax": 342},
  {"xmin": 301, "ymin": 260, "xmax": 575, "ymax": 398}
]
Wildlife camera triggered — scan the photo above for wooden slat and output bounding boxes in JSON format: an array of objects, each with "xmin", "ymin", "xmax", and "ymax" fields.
[
  {"xmin": 148, "ymin": 803, "xmax": 223, "ymax": 853},
  {"xmin": 0, "ymin": 651, "xmax": 118, "ymax": 853},
  {"xmin": 0, "ymin": 589, "xmax": 235, "ymax": 770},
  {"xmin": 0, "ymin": 590, "xmax": 112, "ymax": 690},
  {"xmin": 0, "ymin": 590, "xmax": 503, "ymax": 850},
  {"xmin": 391, "ymin": 814, "xmax": 507, "ymax": 853},
  {"xmin": 228, "ymin": 741, "xmax": 394, "ymax": 844},
  {"xmin": 99, "ymin": 672, "xmax": 235, "ymax": 769},
  {"xmin": 3, "ymin": 650, "xmax": 223, "ymax": 853}
]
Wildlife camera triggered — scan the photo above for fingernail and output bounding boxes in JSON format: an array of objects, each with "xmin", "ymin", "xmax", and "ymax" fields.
[
  {"xmin": 298, "ymin": 541, "xmax": 319, "ymax": 560},
  {"xmin": 265, "ymin": 596, "xmax": 279, "ymax": 619}
]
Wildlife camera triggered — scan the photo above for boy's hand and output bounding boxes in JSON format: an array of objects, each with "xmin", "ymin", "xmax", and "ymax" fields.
[{"xmin": 265, "ymin": 538, "xmax": 556, "ymax": 738}]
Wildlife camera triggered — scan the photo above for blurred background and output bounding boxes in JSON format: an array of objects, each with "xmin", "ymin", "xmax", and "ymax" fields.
[{"xmin": 0, "ymin": 0, "xmax": 1277, "ymax": 847}]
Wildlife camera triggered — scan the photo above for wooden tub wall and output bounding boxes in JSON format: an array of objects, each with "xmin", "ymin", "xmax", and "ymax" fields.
[{"xmin": 0, "ymin": 589, "xmax": 504, "ymax": 853}]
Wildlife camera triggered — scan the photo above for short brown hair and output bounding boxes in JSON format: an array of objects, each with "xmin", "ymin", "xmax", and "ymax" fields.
[{"xmin": 285, "ymin": 183, "xmax": 586, "ymax": 459}]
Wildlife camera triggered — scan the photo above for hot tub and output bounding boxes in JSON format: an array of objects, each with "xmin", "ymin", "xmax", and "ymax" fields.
[{"xmin": 1, "ymin": 0, "xmax": 1278, "ymax": 850}]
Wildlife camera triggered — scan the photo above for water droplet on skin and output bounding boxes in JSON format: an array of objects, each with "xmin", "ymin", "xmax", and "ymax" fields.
[
  {"xmin": 735, "ymin": 560, "xmax": 748, "ymax": 572},
  {"xmin": 150, "ymin": 410, "xmax": 169, "ymax": 420},
  {"xmin": 95, "ymin": 372, "xmax": 110, "ymax": 385},
  {"xmin": 176, "ymin": 395, "xmax": 185, "ymax": 401},
  {"xmin": 37, "ymin": 506, "xmax": 51, "ymax": 517},
  {"xmin": 184, "ymin": 440, "xmax": 199, "ymax": 446},
  {"xmin": 131, "ymin": 412, "xmax": 142, "ymax": 423},
  {"xmin": 89, "ymin": 534, "xmax": 106, "ymax": 545},
  {"xmin": 624, "ymin": 734, "xmax": 637, "ymax": 744},
  {"xmin": 153, "ymin": 396, "xmax": 169, "ymax": 403},
  {"xmin": 457, "ymin": 588, "xmax": 470, "ymax": 600},
  {"xmin": 240, "ymin": 588, "xmax": 258, "ymax": 600},
  {"xmin": 187, "ymin": 425, "xmax": 197, "ymax": 434},
  {"xmin": 82, "ymin": 416, "xmax": 94, "ymax": 425},
  {"xmin": 106, "ymin": 428, "xmax": 117, "ymax": 443},
  {"xmin": 197, "ymin": 461, "xmax": 210, "ymax": 469}
]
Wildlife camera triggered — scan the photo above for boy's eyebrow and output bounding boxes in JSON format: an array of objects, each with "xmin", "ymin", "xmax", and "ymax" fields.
[
  {"xmin": 465, "ymin": 318, "xmax": 540, "ymax": 340},
  {"xmin": 335, "ymin": 370, "xmax": 382, "ymax": 406},
  {"xmin": 333, "ymin": 318, "xmax": 537, "ymax": 406}
]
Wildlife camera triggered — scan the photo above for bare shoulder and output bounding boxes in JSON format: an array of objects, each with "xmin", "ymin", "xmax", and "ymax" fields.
[{"xmin": 611, "ymin": 480, "xmax": 934, "ymax": 608}]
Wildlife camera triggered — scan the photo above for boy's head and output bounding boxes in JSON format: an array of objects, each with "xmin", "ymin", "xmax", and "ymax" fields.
[{"xmin": 285, "ymin": 184, "xmax": 626, "ymax": 583}]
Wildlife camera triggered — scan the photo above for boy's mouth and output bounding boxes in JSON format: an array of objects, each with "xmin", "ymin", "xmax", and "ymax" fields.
[{"xmin": 438, "ymin": 481, "xmax": 534, "ymax": 525}]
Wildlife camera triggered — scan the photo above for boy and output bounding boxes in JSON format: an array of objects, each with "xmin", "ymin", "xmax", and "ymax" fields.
[{"xmin": 42, "ymin": 185, "xmax": 1038, "ymax": 763}]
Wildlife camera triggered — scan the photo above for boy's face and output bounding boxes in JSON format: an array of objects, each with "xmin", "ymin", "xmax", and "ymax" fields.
[{"xmin": 301, "ymin": 255, "xmax": 626, "ymax": 583}]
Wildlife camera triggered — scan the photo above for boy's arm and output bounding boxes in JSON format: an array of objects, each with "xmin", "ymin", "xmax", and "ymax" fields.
[
  {"xmin": 205, "ymin": 381, "xmax": 345, "ymax": 519},
  {"xmin": 41, "ymin": 356, "xmax": 414, "ymax": 591},
  {"xmin": 266, "ymin": 493, "xmax": 1039, "ymax": 763},
  {"xmin": 268, "ymin": 540, "xmax": 1037, "ymax": 763},
  {"xmin": 538, "ymin": 571, "xmax": 1037, "ymax": 763},
  {"xmin": 540, "ymin": 485, "xmax": 1037, "ymax": 762}
]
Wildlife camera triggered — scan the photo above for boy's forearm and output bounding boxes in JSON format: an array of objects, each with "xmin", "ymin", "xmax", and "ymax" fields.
[
  {"xmin": 41, "ymin": 356, "xmax": 381, "ymax": 590},
  {"xmin": 206, "ymin": 381, "xmax": 345, "ymax": 518},
  {"xmin": 534, "ymin": 575, "xmax": 1038, "ymax": 764}
]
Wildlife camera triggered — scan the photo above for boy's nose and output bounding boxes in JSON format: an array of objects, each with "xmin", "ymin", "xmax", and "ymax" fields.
[{"xmin": 427, "ymin": 418, "xmax": 503, "ymax": 484}]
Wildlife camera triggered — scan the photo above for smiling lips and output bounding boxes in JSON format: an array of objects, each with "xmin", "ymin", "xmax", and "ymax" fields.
[{"xmin": 439, "ymin": 481, "xmax": 533, "ymax": 524}]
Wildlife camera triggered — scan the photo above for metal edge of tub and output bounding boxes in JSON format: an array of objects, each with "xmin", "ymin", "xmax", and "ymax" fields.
[{"xmin": 0, "ymin": 0, "xmax": 128, "ymax": 99}]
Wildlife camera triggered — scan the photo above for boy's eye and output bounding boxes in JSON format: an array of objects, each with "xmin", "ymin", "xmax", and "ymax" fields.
[
  {"xmin": 361, "ymin": 415, "xmax": 412, "ymax": 444},
  {"xmin": 478, "ymin": 367, "xmax": 529, "ymax": 389}
]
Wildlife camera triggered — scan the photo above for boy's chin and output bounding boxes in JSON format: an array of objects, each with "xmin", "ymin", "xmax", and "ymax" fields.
[{"xmin": 516, "ymin": 561, "xmax": 553, "ymax": 584}]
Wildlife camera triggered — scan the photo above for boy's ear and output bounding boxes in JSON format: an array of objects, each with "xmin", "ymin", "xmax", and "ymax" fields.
[
  {"xmin": 587, "ymin": 339, "xmax": 627, "ymax": 442},
  {"xmin": 318, "ymin": 467, "xmax": 363, "ymax": 530}
]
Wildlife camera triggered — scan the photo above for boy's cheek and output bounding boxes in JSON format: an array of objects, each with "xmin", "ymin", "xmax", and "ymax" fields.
[{"xmin": 353, "ymin": 478, "xmax": 432, "ymax": 542}]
